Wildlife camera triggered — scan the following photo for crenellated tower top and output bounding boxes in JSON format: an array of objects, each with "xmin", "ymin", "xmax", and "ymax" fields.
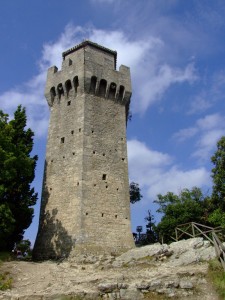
[{"xmin": 45, "ymin": 41, "xmax": 132, "ymax": 121}]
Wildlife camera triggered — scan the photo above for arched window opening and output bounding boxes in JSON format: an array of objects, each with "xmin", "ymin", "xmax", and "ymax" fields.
[
  {"xmin": 65, "ymin": 80, "xmax": 72, "ymax": 97},
  {"xmin": 57, "ymin": 83, "xmax": 64, "ymax": 99},
  {"xmin": 118, "ymin": 85, "xmax": 125, "ymax": 101},
  {"xmin": 73, "ymin": 76, "xmax": 79, "ymax": 93},
  {"xmin": 50, "ymin": 87, "xmax": 56, "ymax": 103},
  {"xmin": 108, "ymin": 82, "xmax": 116, "ymax": 99},
  {"xmin": 99, "ymin": 79, "xmax": 107, "ymax": 97},
  {"xmin": 89, "ymin": 76, "xmax": 97, "ymax": 94}
]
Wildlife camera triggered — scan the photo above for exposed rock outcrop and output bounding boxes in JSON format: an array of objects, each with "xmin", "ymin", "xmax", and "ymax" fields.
[{"xmin": 0, "ymin": 238, "xmax": 221, "ymax": 299}]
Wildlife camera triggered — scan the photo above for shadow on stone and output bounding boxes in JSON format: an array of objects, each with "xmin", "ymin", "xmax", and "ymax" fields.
[{"xmin": 33, "ymin": 164, "xmax": 74, "ymax": 260}]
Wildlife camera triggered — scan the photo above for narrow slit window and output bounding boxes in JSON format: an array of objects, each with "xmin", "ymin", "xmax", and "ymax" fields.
[
  {"xmin": 50, "ymin": 87, "xmax": 56, "ymax": 104},
  {"xmin": 57, "ymin": 83, "xmax": 64, "ymax": 99},
  {"xmin": 65, "ymin": 79, "xmax": 72, "ymax": 97},
  {"xmin": 98, "ymin": 79, "xmax": 107, "ymax": 97},
  {"xmin": 73, "ymin": 76, "xmax": 79, "ymax": 93},
  {"xmin": 90, "ymin": 76, "xmax": 97, "ymax": 94},
  {"xmin": 118, "ymin": 85, "xmax": 125, "ymax": 101},
  {"xmin": 102, "ymin": 213, "xmax": 104, "ymax": 217},
  {"xmin": 102, "ymin": 174, "xmax": 106, "ymax": 180},
  {"xmin": 61, "ymin": 137, "xmax": 65, "ymax": 143},
  {"xmin": 108, "ymin": 82, "xmax": 116, "ymax": 99}
]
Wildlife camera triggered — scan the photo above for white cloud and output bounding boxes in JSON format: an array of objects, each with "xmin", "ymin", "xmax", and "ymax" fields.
[
  {"xmin": 189, "ymin": 71, "xmax": 225, "ymax": 114},
  {"xmin": 137, "ymin": 63, "xmax": 197, "ymax": 112},
  {"xmin": 127, "ymin": 139, "xmax": 210, "ymax": 200},
  {"xmin": 173, "ymin": 113, "xmax": 225, "ymax": 161},
  {"xmin": 173, "ymin": 127, "xmax": 198, "ymax": 142},
  {"xmin": 196, "ymin": 113, "xmax": 224, "ymax": 130},
  {"xmin": 0, "ymin": 23, "xmax": 198, "ymax": 138}
]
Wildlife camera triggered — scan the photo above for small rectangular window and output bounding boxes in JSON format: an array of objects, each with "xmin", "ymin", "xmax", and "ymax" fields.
[
  {"xmin": 102, "ymin": 174, "xmax": 107, "ymax": 180},
  {"xmin": 61, "ymin": 137, "xmax": 65, "ymax": 143}
]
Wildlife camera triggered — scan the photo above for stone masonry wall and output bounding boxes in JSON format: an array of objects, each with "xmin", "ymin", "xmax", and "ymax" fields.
[{"xmin": 33, "ymin": 41, "xmax": 134, "ymax": 260}]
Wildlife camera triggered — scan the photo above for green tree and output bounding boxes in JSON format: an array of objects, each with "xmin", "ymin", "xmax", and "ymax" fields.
[
  {"xmin": 209, "ymin": 136, "xmax": 225, "ymax": 229},
  {"xmin": 0, "ymin": 106, "xmax": 38, "ymax": 250},
  {"xmin": 211, "ymin": 136, "xmax": 225, "ymax": 210},
  {"xmin": 154, "ymin": 187, "xmax": 209, "ymax": 243},
  {"xmin": 129, "ymin": 182, "xmax": 143, "ymax": 204}
]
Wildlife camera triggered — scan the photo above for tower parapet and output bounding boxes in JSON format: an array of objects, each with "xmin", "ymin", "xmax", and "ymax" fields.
[{"xmin": 33, "ymin": 41, "xmax": 134, "ymax": 259}]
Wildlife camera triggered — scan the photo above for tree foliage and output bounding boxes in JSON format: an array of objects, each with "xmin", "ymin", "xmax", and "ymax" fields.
[
  {"xmin": 144, "ymin": 210, "xmax": 158, "ymax": 244},
  {"xmin": 129, "ymin": 182, "xmax": 143, "ymax": 204},
  {"xmin": 0, "ymin": 106, "xmax": 38, "ymax": 250},
  {"xmin": 211, "ymin": 136, "xmax": 225, "ymax": 210},
  {"xmin": 154, "ymin": 187, "xmax": 209, "ymax": 243},
  {"xmin": 209, "ymin": 136, "xmax": 225, "ymax": 229}
]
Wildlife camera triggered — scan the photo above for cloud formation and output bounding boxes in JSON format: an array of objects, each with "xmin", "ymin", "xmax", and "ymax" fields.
[
  {"xmin": 128, "ymin": 139, "xmax": 210, "ymax": 201},
  {"xmin": 0, "ymin": 24, "xmax": 197, "ymax": 137},
  {"xmin": 173, "ymin": 113, "xmax": 225, "ymax": 160},
  {"xmin": 188, "ymin": 71, "xmax": 225, "ymax": 114}
]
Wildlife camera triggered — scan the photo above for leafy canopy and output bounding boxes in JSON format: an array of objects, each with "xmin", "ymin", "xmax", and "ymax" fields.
[
  {"xmin": 0, "ymin": 106, "xmax": 38, "ymax": 250},
  {"xmin": 154, "ymin": 187, "xmax": 209, "ymax": 243},
  {"xmin": 129, "ymin": 182, "xmax": 143, "ymax": 204}
]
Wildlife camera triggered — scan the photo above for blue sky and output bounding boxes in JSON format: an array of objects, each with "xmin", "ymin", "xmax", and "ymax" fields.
[{"xmin": 1, "ymin": 0, "xmax": 225, "ymax": 244}]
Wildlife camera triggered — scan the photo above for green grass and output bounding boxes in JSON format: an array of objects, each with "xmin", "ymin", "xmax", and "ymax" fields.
[
  {"xmin": 0, "ymin": 272, "xmax": 12, "ymax": 290},
  {"xmin": 0, "ymin": 251, "xmax": 13, "ymax": 290},
  {"xmin": 208, "ymin": 259, "xmax": 225, "ymax": 299},
  {"xmin": 0, "ymin": 251, "xmax": 13, "ymax": 262}
]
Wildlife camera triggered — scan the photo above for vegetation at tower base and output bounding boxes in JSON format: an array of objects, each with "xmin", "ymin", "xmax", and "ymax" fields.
[
  {"xmin": 0, "ymin": 106, "xmax": 38, "ymax": 251},
  {"xmin": 129, "ymin": 182, "xmax": 143, "ymax": 204},
  {"xmin": 154, "ymin": 187, "xmax": 210, "ymax": 243}
]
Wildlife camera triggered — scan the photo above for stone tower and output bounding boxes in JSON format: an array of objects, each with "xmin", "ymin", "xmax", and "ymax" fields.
[{"xmin": 33, "ymin": 41, "xmax": 134, "ymax": 259}]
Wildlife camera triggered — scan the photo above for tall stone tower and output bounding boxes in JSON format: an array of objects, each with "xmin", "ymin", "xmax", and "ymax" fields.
[{"xmin": 33, "ymin": 41, "xmax": 134, "ymax": 259}]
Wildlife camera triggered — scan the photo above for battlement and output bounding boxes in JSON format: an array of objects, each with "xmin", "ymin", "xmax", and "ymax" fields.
[{"xmin": 45, "ymin": 41, "xmax": 132, "ymax": 114}]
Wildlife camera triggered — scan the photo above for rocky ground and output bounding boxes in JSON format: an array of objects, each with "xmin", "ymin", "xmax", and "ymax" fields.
[{"xmin": 0, "ymin": 238, "xmax": 222, "ymax": 299}]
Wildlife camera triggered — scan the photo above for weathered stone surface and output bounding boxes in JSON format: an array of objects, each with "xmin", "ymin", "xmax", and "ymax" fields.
[
  {"xmin": 97, "ymin": 282, "xmax": 118, "ymax": 293},
  {"xmin": 33, "ymin": 41, "xmax": 134, "ymax": 260},
  {"xmin": 179, "ymin": 280, "xmax": 194, "ymax": 289}
]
